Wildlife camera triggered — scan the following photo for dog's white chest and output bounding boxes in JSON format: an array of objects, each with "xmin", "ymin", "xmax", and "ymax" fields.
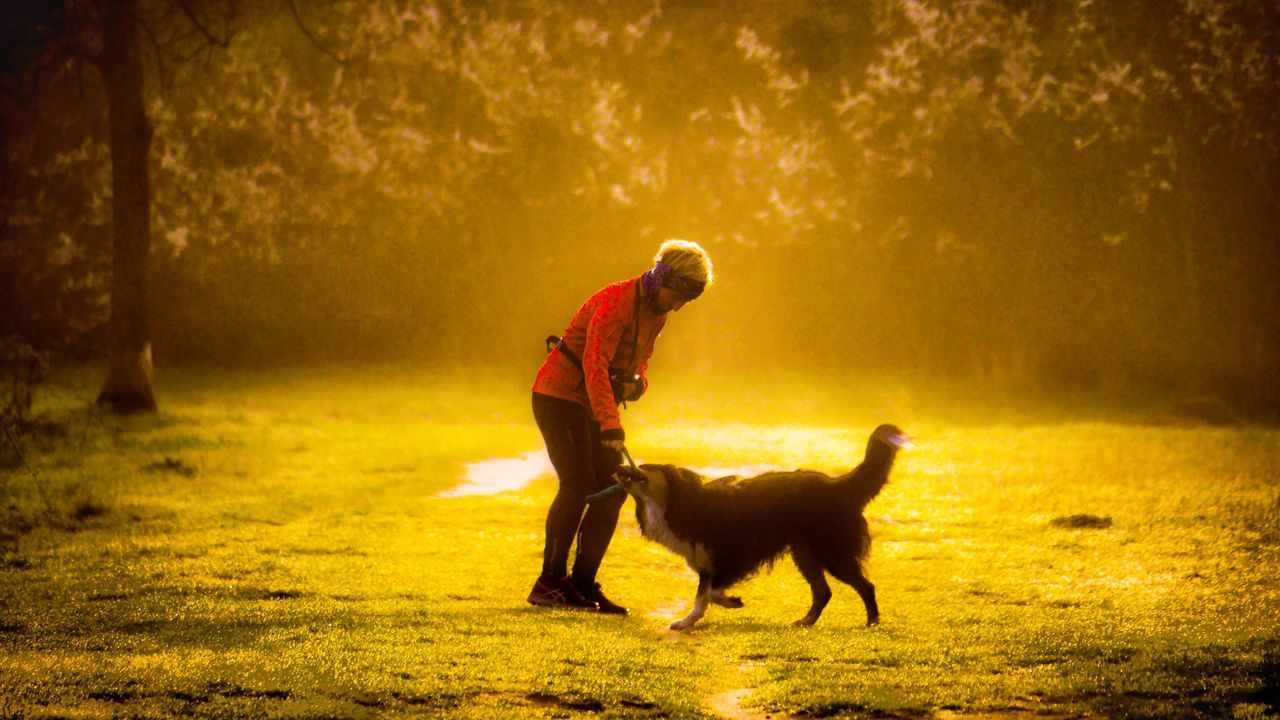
[{"xmin": 639, "ymin": 498, "xmax": 713, "ymax": 573}]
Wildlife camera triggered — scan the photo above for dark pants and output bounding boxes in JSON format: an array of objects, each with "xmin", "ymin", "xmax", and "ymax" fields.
[{"xmin": 532, "ymin": 392, "xmax": 626, "ymax": 584}]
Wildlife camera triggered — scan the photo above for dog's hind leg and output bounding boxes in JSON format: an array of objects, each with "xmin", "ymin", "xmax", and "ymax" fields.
[
  {"xmin": 827, "ymin": 557, "xmax": 879, "ymax": 626},
  {"xmin": 670, "ymin": 573, "xmax": 711, "ymax": 631},
  {"xmin": 791, "ymin": 547, "xmax": 832, "ymax": 626}
]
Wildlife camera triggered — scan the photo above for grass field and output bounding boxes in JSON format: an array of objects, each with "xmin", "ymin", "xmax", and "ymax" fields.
[{"xmin": 1, "ymin": 365, "xmax": 1278, "ymax": 719}]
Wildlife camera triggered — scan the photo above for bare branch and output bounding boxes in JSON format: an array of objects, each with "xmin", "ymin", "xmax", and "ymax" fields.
[
  {"xmin": 286, "ymin": 0, "xmax": 349, "ymax": 66},
  {"xmin": 137, "ymin": 11, "xmax": 172, "ymax": 90},
  {"xmin": 2, "ymin": 422, "xmax": 55, "ymax": 522},
  {"xmin": 174, "ymin": 0, "xmax": 231, "ymax": 48}
]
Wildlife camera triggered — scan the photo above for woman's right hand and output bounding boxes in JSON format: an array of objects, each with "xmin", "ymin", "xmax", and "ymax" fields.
[{"xmin": 600, "ymin": 438, "xmax": 626, "ymax": 468}]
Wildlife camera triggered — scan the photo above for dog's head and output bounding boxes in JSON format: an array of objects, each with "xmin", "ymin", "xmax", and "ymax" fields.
[
  {"xmin": 618, "ymin": 463, "xmax": 704, "ymax": 509},
  {"xmin": 871, "ymin": 424, "xmax": 911, "ymax": 450}
]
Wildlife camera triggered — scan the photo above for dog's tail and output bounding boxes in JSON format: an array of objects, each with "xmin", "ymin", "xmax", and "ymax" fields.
[{"xmin": 838, "ymin": 424, "xmax": 909, "ymax": 509}]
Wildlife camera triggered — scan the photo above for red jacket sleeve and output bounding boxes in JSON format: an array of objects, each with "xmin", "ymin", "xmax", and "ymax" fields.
[
  {"xmin": 633, "ymin": 315, "xmax": 664, "ymax": 399},
  {"xmin": 582, "ymin": 305, "xmax": 626, "ymax": 437},
  {"xmin": 633, "ymin": 337, "xmax": 654, "ymax": 397}
]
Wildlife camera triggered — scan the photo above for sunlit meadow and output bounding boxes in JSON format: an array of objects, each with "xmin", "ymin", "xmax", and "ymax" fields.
[{"xmin": 1, "ymin": 366, "xmax": 1277, "ymax": 719}]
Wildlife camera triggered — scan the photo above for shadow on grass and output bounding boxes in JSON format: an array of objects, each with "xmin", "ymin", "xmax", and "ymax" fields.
[
  {"xmin": 1084, "ymin": 639, "xmax": 1280, "ymax": 719},
  {"xmin": 73, "ymin": 681, "xmax": 473, "ymax": 717}
]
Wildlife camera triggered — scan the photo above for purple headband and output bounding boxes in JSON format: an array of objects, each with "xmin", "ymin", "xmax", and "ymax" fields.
[{"xmin": 652, "ymin": 261, "xmax": 706, "ymax": 299}]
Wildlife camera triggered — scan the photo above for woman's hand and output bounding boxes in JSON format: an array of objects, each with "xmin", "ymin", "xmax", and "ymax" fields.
[
  {"xmin": 601, "ymin": 438, "xmax": 626, "ymax": 468},
  {"xmin": 618, "ymin": 380, "xmax": 641, "ymax": 401},
  {"xmin": 610, "ymin": 373, "xmax": 644, "ymax": 403}
]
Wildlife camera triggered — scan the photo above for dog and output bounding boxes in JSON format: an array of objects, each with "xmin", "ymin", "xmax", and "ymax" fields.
[{"xmin": 619, "ymin": 424, "xmax": 909, "ymax": 630}]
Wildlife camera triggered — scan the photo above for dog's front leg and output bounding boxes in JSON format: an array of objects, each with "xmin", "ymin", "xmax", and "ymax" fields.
[
  {"xmin": 710, "ymin": 589, "xmax": 744, "ymax": 609},
  {"xmin": 670, "ymin": 573, "xmax": 711, "ymax": 631}
]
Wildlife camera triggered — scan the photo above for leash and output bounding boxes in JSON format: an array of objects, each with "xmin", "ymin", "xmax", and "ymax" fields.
[{"xmin": 586, "ymin": 445, "xmax": 638, "ymax": 503}]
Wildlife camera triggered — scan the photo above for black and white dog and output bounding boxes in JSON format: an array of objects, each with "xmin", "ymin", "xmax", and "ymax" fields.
[{"xmin": 619, "ymin": 424, "xmax": 908, "ymax": 630}]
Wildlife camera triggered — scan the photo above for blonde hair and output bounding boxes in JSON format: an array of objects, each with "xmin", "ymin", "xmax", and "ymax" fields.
[{"xmin": 654, "ymin": 239, "xmax": 714, "ymax": 286}]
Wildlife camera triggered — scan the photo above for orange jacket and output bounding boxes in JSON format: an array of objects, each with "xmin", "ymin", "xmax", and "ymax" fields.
[{"xmin": 533, "ymin": 275, "xmax": 666, "ymax": 439}]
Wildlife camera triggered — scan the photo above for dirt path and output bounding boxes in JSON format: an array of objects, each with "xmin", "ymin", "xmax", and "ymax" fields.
[
  {"xmin": 706, "ymin": 659, "xmax": 775, "ymax": 720},
  {"xmin": 440, "ymin": 450, "xmax": 550, "ymax": 496},
  {"xmin": 708, "ymin": 687, "xmax": 771, "ymax": 720}
]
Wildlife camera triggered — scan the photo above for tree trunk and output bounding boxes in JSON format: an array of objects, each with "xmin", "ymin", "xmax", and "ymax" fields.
[
  {"xmin": 97, "ymin": 0, "xmax": 157, "ymax": 413},
  {"xmin": 1176, "ymin": 169, "xmax": 1206, "ymax": 394}
]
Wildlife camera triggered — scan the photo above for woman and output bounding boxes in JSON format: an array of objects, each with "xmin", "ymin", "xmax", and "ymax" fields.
[{"xmin": 528, "ymin": 239, "xmax": 714, "ymax": 614}]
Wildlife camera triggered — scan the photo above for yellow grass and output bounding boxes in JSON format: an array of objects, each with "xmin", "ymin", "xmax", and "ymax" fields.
[{"xmin": 1, "ymin": 365, "xmax": 1277, "ymax": 718}]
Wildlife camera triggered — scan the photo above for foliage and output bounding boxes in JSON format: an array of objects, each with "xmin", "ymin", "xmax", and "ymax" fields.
[
  {"xmin": 2, "ymin": 0, "xmax": 1278, "ymax": 406},
  {"xmin": 0, "ymin": 84, "xmax": 113, "ymax": 360}
]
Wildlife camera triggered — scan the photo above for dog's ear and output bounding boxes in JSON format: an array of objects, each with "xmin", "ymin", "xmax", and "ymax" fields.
[
  {"xmin": 660, "ymin": 465, "xmax": 703, "ymax": 489},
  {"xmin": 678, "ymin": 467, "xmax": 705, "ymax": 484}
]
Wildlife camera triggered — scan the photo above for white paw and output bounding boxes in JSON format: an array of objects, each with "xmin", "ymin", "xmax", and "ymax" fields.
[{"xmin": 670, "ymin": 618, "xmax": 697, "ymax": 631}]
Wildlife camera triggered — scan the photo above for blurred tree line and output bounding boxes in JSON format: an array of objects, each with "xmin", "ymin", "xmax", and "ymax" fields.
[{"xmin": 3, "ymin": 0, "xmax": 1278, "ymax": 411}]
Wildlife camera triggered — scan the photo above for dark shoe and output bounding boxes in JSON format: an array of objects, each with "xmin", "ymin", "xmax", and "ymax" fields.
[
  {"xmin": 573, "ymin": 580, "xmax": 629, "ymax": 615},
  {"xmin": 527, "ymin": 576, "xmax": 598, "ymax": 610}
]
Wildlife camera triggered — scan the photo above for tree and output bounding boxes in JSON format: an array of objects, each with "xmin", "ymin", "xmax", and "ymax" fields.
[
  {"xmin": 2, "ymin": 0, "xmax": 236, "ymax": 413},
  {"xmin": 96, "ymin": 0, "xmax": 156, "ymax": 412}
]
